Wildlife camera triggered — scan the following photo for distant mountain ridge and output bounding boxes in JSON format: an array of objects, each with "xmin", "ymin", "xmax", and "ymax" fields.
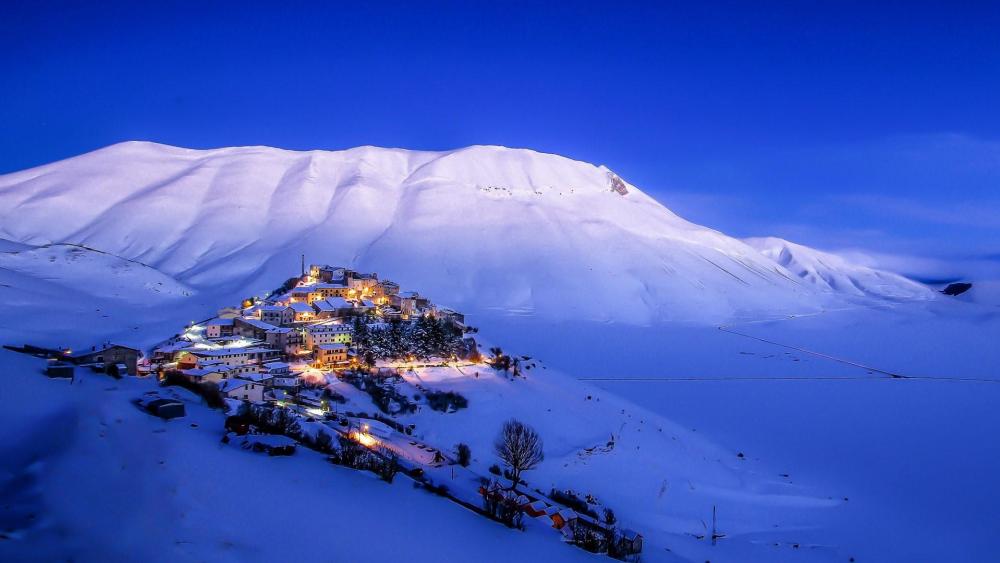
[
  {"xmin": 744, "ymin": 237, "xmax": 933, "ymax": 301},
  {"xmin": 0, "ymin": 141, "xmax": 931, "ymax": 325}
]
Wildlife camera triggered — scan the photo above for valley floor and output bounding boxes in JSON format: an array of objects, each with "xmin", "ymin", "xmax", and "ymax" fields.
[{"xmin": 483, "ymin": 301, "xmax": 1000, "ymax": 561}]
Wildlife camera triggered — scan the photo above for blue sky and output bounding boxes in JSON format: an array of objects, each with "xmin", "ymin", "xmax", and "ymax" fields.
[{"xmin": 2, "ymin": 2, "xmax": 998, "ymax": 279}]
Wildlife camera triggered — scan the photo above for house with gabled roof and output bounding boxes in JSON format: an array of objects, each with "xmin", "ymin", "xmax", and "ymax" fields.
[
  {"xmin": 217, "ymin": 378, "xmax": 264, "ymax": 402},
  {"xmin": 258, "ymin": 304, "xmax": 294, "ymax": 326},
  {"xmin": 206, "ymin": 317, "xmax": 235, "ymax": 338}
]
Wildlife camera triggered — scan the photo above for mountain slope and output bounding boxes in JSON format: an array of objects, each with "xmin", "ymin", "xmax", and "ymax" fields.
[
  {"xmin": 0, "ymin": 141, "xmax": 914, "ymax": 325},
  {"xmin": 744, "ymin": 237, "xmax": 933, "ymax": 301}
]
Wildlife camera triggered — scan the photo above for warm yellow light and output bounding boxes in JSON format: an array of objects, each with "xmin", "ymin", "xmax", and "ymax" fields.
[{"xmin": 351, "ymin": 430, "xmax": 378, "ymax": 447}]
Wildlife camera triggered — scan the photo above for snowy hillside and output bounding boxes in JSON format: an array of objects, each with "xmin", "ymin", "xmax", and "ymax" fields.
[
  {"xmin": 0, "ymin": 240, "xmax": 216, "ymax": 348},
  {"xmin": 0, "ymin": 141, "xmax": 853, "ymax": 325},
  {"xmin": 744, "ymin": 237, "xmax": 933, "ymax": 301},
  {"xmin": 0, "ymin": 243, "xmax": 194, "ymax": 304}
]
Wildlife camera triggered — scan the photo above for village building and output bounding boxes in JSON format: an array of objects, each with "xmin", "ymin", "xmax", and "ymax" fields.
[
  {"xmin": 434, "ymin": 307, "xmax": 466, "ymax": 328},
  {"xmin": 260, "ymin": 360, "xmax": 291, "ymax": 377},
  {"xmin": 309, "ymin": 264, "xmax": 342, "ymax": 283},
  {"xmin": 233, "ymin": 317, "xmax": 277, "ymax": 340},
  {"xmin": 218, "ymin": 378, "xmax": 264, "ymax": 402},
  {"xmin": 269, "ymin": 374, "xmax": 301, "ymax": 392},
  {"xmin": 232, "ymin": 318, "xmax": 301, "ymax": 353},
  {"xmin": 391, "ymin": 291, "xmax": 428, "ymax": 318},
  {"xmin": 379, "ymin": 279, "xmax": 400, "ymax": 296},
  {"xmin": 344, "ymin": 270, "xmax": 379, "ymax": 297},
  {"xmin": 546, "ymin": 507, "xmax": 578, "ymax": 530},
  {"xmin": 523, "ymin": 500, "xmax": 549, "ymax": 518},
  {"xmin": 314, "ymin": 342, "xmax": 348, "ymax": 368},
  {"xmin": 289, "ymin": 301, "xmax": 316, "ymax": 322},
  {"xmin": 67, "ymin": 343, "xmax": 141, "ymax": 375},
  {"xmin": 304, "ymin": 323, "xmax": 352, "ymax": 348},
  {"xmin": 258, "ymin": 305, "xmax": 294, "ymax": 326},
  {"xmin": 150, "ymin": 340, "xmax": 192, "ymax": 366},
  {"xmin": 205, "ymin": 317, "xmax": 235, "ymax": 338},
  {"xmin": 179, "ymin": 346, "xmax": 278, "ymax": 369},
  {"xmin": 313, "ymin": 282, "xmax": 350, "ymax": 299},
  {"xmin": 619, "ymin": 529, "xmax": 643, "ymax": 556},
  {"xmin": 180, "ymin": 364, "xmax": 234, "ymax": 384},
  {"xmin": 239, "ymin": 371, "xmax": 274, "ymax": 386},
  {"xmin": 311, "ymin": 297, "xmax": 355, "ymax": 319}
]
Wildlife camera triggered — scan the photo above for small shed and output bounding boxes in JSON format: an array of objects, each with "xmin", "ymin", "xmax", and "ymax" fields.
[
  {"xmin": 46, "ymin": 361, "xmax": 74, "ymax": 378},
  {"xmin": 136, "ymin": 394, "xmax": 186, "ymax": 419},
  {"xmin": 146, "ymin": 398, "xmax": 186, "ymax": 419},
  {"xmin": 619, "ymin": 528, "xmax": 643, "ymax": 555},
  {"xmin": 548, "ymin": 507, "xmax": 578, "ymax": 530},
  {"xmin": 523, "ymin": 499, "xmax": 548, "ymax": 517},
  {"xmin": 242, "ymin": 434, "xmax": 297, "ymax": 456}
]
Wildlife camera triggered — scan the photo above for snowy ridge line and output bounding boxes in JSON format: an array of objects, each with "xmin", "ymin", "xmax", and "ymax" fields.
[
  {"xmin": 0, "ymin": 141, "xmax": 934, "ymax": 325},
  {"xmin": 717, "ymin": 326, "xmax": 907, "ymax": 378}
]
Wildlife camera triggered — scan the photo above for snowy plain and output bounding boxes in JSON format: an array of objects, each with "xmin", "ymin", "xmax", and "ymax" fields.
[{"xmin": 0, "ymin": 142, "xmax": 998, "ymax": 562}]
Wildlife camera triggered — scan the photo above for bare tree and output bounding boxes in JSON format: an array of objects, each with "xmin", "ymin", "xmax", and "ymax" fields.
[{"xmin": 493, "ymin": 419, "xmax": 544, "ymax": 490}]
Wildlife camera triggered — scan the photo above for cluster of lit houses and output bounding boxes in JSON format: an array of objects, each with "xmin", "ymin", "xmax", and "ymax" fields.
[{"xmin": 150, "ymin": 265, "xmax": 466, "ymax": 403}]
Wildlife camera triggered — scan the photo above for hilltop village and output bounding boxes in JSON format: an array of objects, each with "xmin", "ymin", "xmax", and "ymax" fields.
[{"xmin": 150, "ymin": 264, "xmax": 477, "ymax": 403}]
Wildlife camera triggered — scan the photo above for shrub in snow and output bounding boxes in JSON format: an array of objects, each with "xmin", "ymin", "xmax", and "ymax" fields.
[
  {"xmin": 343, "ymin": 370, "xmax": 416, "ymax": 415},
  {"xmin": 423, "ymin": 481, "xmax": 450, "ymax": 497},
  {"xmin": 313, "ymin": 430, "xmax": 334, "ymax": 453},
  {"xmin": 425, "ymin": 390, "xmax": 468, "ymax": 412},
  {"xmin": 269, "ymin": 276, "xmax": 300, "ymax": 296},
  {"xmin": 549, "ymin": 489, "xmax": 599, "ymax": 520},
  {"xmin": 329, "ymin": 436, "xmax": 398, "ymax": 482},
  {"xmin": 568, "ymin": 520, "xmax": 609, "ymax": 553},
  {"xmin": 456, "ymin": 443, "xmax": 471, "ymax": 467},
  {"xmin": 606, "ymin": 528, "xmax": 640, "ymax": 561},
  {"xmin": 374, "ymin": 445, "xmax": 399, "ymax": 483},
  {"xmin": 322, "ymin": 388, "xmax": 348, "ymax": 404},
  {"xmin": 603, "ymin": 507, "xmax": 617, "ymax": 526},
  {"xmin": 333, "ymin": 435, "xmax": 372, "ymax": 469}
]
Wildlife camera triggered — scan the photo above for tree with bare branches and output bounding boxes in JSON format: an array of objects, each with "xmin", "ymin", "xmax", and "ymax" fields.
[{"xmin": 493, "ymin": 419, "xmax": 544, "ymax": 490}]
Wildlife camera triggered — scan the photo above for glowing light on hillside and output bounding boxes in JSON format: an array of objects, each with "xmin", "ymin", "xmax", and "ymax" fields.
[{"xmin": 351, "ymin": 429, "xmax": 378, "ymax": 447}]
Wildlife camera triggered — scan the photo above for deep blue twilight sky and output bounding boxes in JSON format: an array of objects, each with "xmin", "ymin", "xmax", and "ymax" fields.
[{"xmin": 2, "ymin": 2, "xmax": 998, "ymax": 279}]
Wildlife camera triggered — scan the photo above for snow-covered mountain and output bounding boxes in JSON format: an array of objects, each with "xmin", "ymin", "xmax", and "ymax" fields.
[
  {"xmin": 0, "ymin": 141, "xmax": 927, "ymax": 327},
  {"xmin": 744, "ymin": 237, "xmax": 934, "ymax": 301}
]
